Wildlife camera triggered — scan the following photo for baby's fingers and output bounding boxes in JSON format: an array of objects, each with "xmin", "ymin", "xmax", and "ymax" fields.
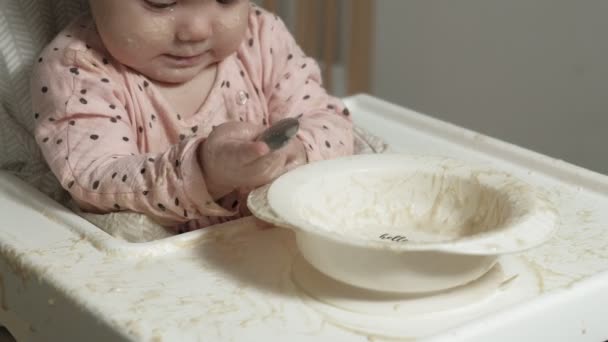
[
  {"xmin": 242, "ymin": 152, "xmax": 288, "ymax": 188},
  {"xmin": 224, "ymin": 141, "xmax": 271, "ymax": 165},
  {"xmin": 212, "ymin": 121, "xmax": 266, "ymax": 142},
  {"xmin": 273, "ymin": 138, "xmax": 307, "ymax": 171}
]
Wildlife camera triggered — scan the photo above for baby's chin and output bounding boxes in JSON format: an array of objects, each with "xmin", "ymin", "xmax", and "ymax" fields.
[{"xmin": 142, "ymin": 68, "xmax": 203, "ymax": 85}]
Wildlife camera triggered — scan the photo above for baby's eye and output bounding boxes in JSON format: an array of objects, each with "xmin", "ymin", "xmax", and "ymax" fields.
[
  {"xmin": 217, "ymin": 0, "xmax": 237, "ymax": 5},
  {"xmin": 144, "ymin": 0, "xmax": 177, "ymax": 9}
]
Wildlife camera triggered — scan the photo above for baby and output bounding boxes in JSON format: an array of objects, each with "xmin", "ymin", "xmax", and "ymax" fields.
[{"xmin": 31, "ymin": 0, "xmax": 354, "ymax": 233}]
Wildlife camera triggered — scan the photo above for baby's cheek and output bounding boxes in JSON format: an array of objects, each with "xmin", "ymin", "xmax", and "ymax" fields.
[
  {"xmin": 212, "ymin": 9, "xmax": 248, "ymax": 58},
  {"xmin": 216, "ymin": 9, "xmax": 245, "ymax": 31},
  {"xmin": 112, "ymin": 17, "xmax": 173, "ymax": 57},
  {"xmin": 139, "ymin": 17, "xmax": 175, "ymax": 43},
  {"xmin": 120, "ymin": 34, "xmax": 142, "ymax": 50}
]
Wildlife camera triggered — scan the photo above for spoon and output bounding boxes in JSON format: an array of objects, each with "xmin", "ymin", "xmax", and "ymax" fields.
[{"xmin": 257, "ymin": 117, "xmax": 300, "ymax": 150}]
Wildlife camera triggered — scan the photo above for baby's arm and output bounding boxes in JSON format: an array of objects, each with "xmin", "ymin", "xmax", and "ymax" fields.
[
  {"xmin": 31, "ymin": 49, "xmax": 233, "ymax": 227},
  {"xmin": 248, "ymin": 9, "xmax": 355, "ymax": 163}
]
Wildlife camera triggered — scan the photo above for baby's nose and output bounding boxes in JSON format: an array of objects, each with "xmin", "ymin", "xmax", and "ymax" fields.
[{"xmin": 176, "ymin": 15, "xmax": 212, "ymax": 42}]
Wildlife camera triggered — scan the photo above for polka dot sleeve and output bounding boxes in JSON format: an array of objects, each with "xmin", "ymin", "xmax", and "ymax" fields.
[
  {"xmin": 246, "ymin": 8, "xmax": 354, "ymax": 162},
  {"xmin": 31, "ymin": 48, "xmax": 233, "ymax": 227}
]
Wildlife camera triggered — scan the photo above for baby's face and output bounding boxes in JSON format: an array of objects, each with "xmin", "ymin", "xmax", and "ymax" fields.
[{"xmin": 89, "ymin": 0, "xmax": 249, "ymax": 84}]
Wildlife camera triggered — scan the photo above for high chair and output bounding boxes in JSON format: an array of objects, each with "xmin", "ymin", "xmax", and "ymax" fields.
[
  {"xmin": 263, "ymin": 0, "xmax": 373, "ymax": 96},
  {"xmin": 1, "ymin": 1, "xmax": 608, "ymax": 341}
]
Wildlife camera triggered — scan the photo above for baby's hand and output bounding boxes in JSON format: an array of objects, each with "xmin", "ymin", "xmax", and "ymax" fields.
[{"xmin": 200, "ymin": 122, "xmax": 307, "ymax": 200}]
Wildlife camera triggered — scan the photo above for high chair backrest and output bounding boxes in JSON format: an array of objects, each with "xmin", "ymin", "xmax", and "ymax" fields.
[
  {"xmin": 0, "ymin": 0, "xmax": 88, "ymax": 201},
  {"xmin": 262, "ymin": 0, "xmax": 373, "ymax": 95}
]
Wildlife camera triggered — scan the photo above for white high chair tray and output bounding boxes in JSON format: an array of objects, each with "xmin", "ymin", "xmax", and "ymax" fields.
[{"xmin": 1, "ymin": 94, "xmax": 607, "ymax": 341}]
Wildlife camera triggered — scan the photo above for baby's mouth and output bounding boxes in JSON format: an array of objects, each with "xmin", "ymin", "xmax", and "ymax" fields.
[{"xmin": 162, "ymin": 52, "xmax": 207, "ymax": 67}]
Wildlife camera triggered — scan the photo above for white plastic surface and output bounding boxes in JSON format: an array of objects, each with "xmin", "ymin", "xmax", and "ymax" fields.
[
  {"xmin": 291, "ymin": 255, "xmax": 539, "ymax": 339},
  {"xmin": 1, "ymin": 94, "xmax": 607, "ymax": 341}
]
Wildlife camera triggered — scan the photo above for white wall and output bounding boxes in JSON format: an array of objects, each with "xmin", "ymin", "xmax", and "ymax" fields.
[{"xmin": 372, "ymin": 0, "xmax": 608, "ymax": 174}]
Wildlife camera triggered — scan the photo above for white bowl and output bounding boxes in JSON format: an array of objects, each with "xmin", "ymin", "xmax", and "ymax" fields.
[{"xmin": 250, "ymin": 154, "xmax": 557, "ymax": 293}]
